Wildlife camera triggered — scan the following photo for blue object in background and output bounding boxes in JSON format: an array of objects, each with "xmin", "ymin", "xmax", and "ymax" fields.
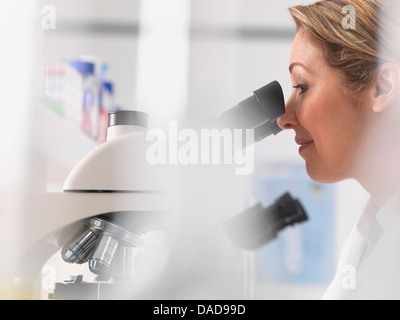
[{"xmin": 253, "ymin": 165, "xmax": 336, "ymax": 284}]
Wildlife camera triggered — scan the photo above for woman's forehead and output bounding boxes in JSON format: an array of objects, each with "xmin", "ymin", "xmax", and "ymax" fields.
[{"xmin": 289, "ymin": 30, "xmax": 326, "ymax": 76}]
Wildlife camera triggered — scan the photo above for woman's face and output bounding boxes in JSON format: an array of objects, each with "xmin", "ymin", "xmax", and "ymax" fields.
[{"xmin": 277, "ymin": 29, "xmax": 372, "ymax": 184}]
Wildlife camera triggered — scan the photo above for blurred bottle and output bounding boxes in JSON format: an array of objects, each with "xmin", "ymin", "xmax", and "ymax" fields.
[
  {"xmin": 98, "ymin": 80, "xmax": 115, "ymax": 143},
  {"xmin": 68, "ymin": 60, "xmax": 98, "ymax": 137},
  {"xmin": 43, "ymin": 57, "xmax": 117, "ymax": 142}
]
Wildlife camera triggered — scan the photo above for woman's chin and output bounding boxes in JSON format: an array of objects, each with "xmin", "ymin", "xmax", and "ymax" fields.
[{"xmin": 305, "ymin": 162, "xmax": 347, "ymax": 185}]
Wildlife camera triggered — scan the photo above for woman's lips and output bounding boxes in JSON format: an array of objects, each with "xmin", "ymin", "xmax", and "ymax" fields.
[{"xmin": 295, "ymin": 137, "xmax": 314, "ymax": 153}]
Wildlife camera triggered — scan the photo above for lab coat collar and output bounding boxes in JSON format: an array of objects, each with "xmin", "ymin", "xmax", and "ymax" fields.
[
  {"xmin": 355, "ymin": 198, "xmax": 383, "ymax": 253},
  {"xmin": 375, "ymin": 189, "xmax": 400, "ymax": 232},
  {"xmin": 356, "ymin": 189, "xmax": 400, "ymax": 248},
  {"xmin": 324, "ymin": 191, "xmax": 400, "ymax": 300},
  {"xmin": 356, "ymin": 190, "xmax": 400, "ymax": 272}
]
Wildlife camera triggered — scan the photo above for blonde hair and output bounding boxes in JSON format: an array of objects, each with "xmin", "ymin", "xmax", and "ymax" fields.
[{"xmin": 289, "ymin": 0, "xmax": 400, "ymax": 93}]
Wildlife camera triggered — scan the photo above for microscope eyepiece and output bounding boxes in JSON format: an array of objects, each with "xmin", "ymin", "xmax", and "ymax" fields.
[
  {"xmin": 211, "ymin": 81, "xmax": 285, "ymax": 143},
  {"xmin": 224, "ymin": 192, "xmax": 309, "ymax": 250},
  {"xmin": 253, "ymin": 81, "xmax": 286, "ymax": 122}
]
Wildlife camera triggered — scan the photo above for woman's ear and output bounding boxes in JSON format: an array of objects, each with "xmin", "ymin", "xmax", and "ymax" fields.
[{"xmin": 372, "ymin": 62, "xmax": 400, "ymax": 113}]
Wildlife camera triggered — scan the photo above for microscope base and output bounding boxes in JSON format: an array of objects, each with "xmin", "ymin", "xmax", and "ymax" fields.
[{"xmin": 49, "ymin": 275, "xmax": 135, "ymax": 300}]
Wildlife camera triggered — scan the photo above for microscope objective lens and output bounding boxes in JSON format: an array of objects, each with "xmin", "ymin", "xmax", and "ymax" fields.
[
  {"xmin": 61, "ymin": 225, "xmax": 99, "ymax": 264},
  {"xmin": 60, "ymin": 217, "xmax": 144, "ymax": 280},
  {"xmin": 89, "ymin": 234, "xmax": 119, "ymax": 275}
]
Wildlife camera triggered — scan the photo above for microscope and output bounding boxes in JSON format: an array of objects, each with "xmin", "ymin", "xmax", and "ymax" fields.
[
  {"xmin": 0, "ymin": 109, "xmax": 169, "ymax": 299},
  {"xmin": 0, "ymin": 81, "xmax": 308, "ymax": 300}
]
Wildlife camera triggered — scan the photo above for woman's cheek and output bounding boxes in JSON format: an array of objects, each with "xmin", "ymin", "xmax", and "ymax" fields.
[{"xmin": 297, "ymin": 100, "xmax": 321, "ymax": 132}]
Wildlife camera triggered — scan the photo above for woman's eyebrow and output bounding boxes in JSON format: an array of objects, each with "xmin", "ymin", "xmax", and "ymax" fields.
[{"xmin": 289, "ymin": 62, "xmax": 311, "ymax": 74}]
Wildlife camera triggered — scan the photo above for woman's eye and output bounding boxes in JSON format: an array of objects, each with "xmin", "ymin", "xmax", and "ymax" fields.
[{"xmin": 293, "ymin": 84, "xmax": 308, "ymax": 95}]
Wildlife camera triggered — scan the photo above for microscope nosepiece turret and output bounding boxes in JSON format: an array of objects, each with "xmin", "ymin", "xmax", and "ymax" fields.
[{"xmin": 61, "ymin": 217, "xmax": 144, "ymax": 277}]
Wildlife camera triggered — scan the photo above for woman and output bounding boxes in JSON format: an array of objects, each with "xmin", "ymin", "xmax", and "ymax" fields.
[{"xmin": 277, "ymin": 0, "xmax": 400, "ymax": 299}]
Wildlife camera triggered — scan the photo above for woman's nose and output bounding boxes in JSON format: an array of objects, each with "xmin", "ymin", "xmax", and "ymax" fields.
[{"xmin": 277, "ymin": 98, "xmax": 299, "ymax": 130}]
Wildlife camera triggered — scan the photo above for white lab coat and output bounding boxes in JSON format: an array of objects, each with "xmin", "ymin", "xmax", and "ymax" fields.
[{"xmin": 323, "ymin": 191, "xmax": 400, "ymax": 300}]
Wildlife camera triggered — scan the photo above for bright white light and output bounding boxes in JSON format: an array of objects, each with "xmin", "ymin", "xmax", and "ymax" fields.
[
  {"xmin": 135, "ymin": 0, "xmax": 191, "ymax": 129},
  {"xmin": 0, "ymin": 1, "xmax": 36, "ymax": 190}
]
